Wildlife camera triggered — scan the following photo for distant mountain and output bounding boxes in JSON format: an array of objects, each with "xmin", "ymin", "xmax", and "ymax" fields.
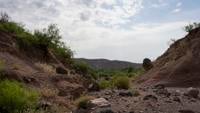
[{"xmin": 75, "ymin": 58, "xmax": 142, "ymax": 70}]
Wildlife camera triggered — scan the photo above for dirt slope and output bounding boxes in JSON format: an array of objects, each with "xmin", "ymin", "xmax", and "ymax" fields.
[
  {"xmin": 137, "ymin": 27, "xmax": 200, "ymax": 87},
  {"xmin": 0, "ymin": 31, "xmax": 88, "ymax": 110}
]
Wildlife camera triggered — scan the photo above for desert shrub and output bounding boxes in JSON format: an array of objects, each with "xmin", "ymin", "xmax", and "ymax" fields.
[
  {"xmin": 40, "ymin": 88, "xmax": 58, "ymax": 99},
  {"xmin": 131, "ymin": 90, "xmax": 140, "ymax": 97},
  {"xmin": 75, "ymin": 96, "xmax": 93, "ymax": 109},
  {"xmin": 72, "ymin": 61, "xmax": 90, "ymax": 75},
  {"xmin": 112, "ymin": 76, "xmax": 130, "ymax": 89},
  {"xmin": 35, "ymin": 62, "xmax": 55, "ymax": 74},
  {"xmin": 34, "ymin": 24, "xmax": 73, "ymax": 63},
  {"xmin": 99, "ymin": 80, "xmax": 111, "ymax": 89},
  {"xmin": 0, "ymin": 16, "xmax": 74, "ymax": 64},
  {"xmin": 0, "ymin": 12, "xmax": 10, "ymax": 23},
  {"xmin": 184, "ymin": 22, "xmax": 200, "ymax": 32},
  {"xmin": 142, "ymin": 58, "xmax": 153, "ymax": 71},
  {"xmin": 0, "ymin": 80, "xmax": 39, "ymax": 113}
]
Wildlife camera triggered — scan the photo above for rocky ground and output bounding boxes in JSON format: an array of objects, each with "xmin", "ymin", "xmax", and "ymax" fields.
[{"xmin": 73, "ymin": 84, "xmax": 200, "ymax": 113}]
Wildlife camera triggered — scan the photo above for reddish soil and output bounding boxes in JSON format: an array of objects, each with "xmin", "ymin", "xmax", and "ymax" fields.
[
  {"xmin": 0, "ymin": 31, "xmax": 88, "ymax": 111},
  {"xmin": 137, "ymin": 27, "xmax": 200, "ymax": 87}
]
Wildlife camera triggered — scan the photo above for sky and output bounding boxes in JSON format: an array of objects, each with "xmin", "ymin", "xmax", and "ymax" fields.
[{"xmin": 0, "ymin": 0, "xmax": 200, "ymax": 63}]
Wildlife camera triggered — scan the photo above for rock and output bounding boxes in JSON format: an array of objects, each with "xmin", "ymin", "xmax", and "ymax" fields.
[
  {"xmin": 154, "ymin": 84, "xmax": 165, "ymax": 89},
  {"xmin": 89, "ymin": 98, "xmax": 110, "ymax": 108},
  {"xmin": 56, "ymin": 66, "xmax": 68, "ymax": 74},
  {"xmin": 173, "ymin": 96, "xmax": 181, "ymax": 103},
  {"xmin": 119, "ymin": 90, "xmax": 133, "ymax": 97},
  {"xmin": 178, "ymin": 109, "xmax": 195, "ymax": 113},
  {"xmin": 95, "ymin": 108, "xmax": 114, "ymax": 113},
  {"xmin": 38, "ymin": 100, "xmax": 52, "ymax": 110},
  {"xmin": 185, "ymin": 87, "xmax": 199, "ymax": 98},
  {"xmin": 143, "ymin": 95, "xmax": 157, "ymax": 101},
  {"xmin": 154, "ymin": 88, "xmax": 171, "ymax": 97},
  {"xmin": 73, "ymin": 108, "xmax": 88, "ymax": 113},
  {"xmin": 172, "ymin": 90, "xmax": 182, "ymax": 96},
  {"xmin": 88, "ymin": 82, "xmax": 100, "ymax": 92},
  {"xmin": 129, "ymin": 111, "xmax": 134, "ymax": 113}
]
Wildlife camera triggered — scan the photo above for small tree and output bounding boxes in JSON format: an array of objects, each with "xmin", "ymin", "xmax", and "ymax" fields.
[
  {"xmin": 184, "ymin": 22, "xmax": 200, "ymax": 32},
  {"xmin": 143, "ymin": 58, "xmax": 153, "ymax": 71},
  {"xmin": 0, "ymin": 12, "xmax": 10, "ymax": 23}
]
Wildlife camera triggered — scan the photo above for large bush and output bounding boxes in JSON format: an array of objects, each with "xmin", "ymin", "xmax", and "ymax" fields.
[
  {"xmin": 184, "ymin": 22, "xmax": 200, "ymax": 32},
  {"xmin": 0, "ymin": 80, "xmax": 39, "ymax": 113},
  {"xmin": 99, "ymin": 80, "xmax": 111, "ymax": 89},
  {"xmin": 75, "ymin": 96, "xmax": 93, "ymax": 109},
  {"xmin": 0, "ymin": 13, "xmax": 73, "ymax": 64},
  {"xmin": 72, "ymin": 61, "xmax": 91, "ymax": 75},
  {"xmin": 142, "ymin": 58, "xmax": 153, "ymax": 71},
  {"xmin": 112, "ymin": 76, "xmax": 130, "ymax": 89}
]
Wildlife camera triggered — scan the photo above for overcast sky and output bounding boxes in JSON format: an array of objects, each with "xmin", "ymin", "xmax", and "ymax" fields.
[{"xmin": 0, "ymin": 0, "xmax": 200, "ymax": 63}]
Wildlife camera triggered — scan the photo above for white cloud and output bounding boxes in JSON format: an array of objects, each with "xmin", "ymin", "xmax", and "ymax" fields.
[
  {"xmin": 172, "ymin": 8, "xmax": 181, "ymax": 13},
  {"xmin": 69, "ymin": 21, "xmax": 187, "ymax": 62},
  {"xmin": 151, "ymin": 1, "xmax": 168, "ymax": 8},
  {"xmin": 176, "ymin": 2, "xmax": 182, "ymax": 7},
  {"xmin": 0, "ymin": 0, "xmax": 189, "ymax": 62}
]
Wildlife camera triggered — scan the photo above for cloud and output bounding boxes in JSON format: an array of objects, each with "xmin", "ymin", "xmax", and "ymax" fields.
[
  {"xmin": 176, "ymin": 2, "xmax": 182, "ymax": 7},
  {"xmin": 69, "ymin": 21, "xmax": 187, "ymax": 62},
  {"xmin": 171, "ymin": 1, "xmax": 182, "ymax": 13},
  {"xmin": 0, "ymin": 0, "xmax": 191, "ymax": 62},
  {"xmin": 151, "ymin": 0, "xmax": 168, "ymax": 8},
  {"xmin": 172, "ymin": 8, "xmax": 181, "ymax": 13}
]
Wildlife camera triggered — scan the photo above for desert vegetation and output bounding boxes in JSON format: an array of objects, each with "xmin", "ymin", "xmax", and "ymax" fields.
[
  {"xmin": 184, "ymin": 22, "xmax": 200, "ymax": 32},
  {"xmin": 0, "ymin": 80, "xmax": 39, "ymax": 113},
  {"xmin": 0, "ymin": 12, "xmax": 73, "ymax": 65}
]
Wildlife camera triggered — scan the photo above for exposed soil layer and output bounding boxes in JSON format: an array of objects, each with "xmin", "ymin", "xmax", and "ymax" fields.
[
  {"xmin": 0, "ymin": 31, "xmax": 88, "ymax": 111},
  {"xmin": 137, "ymin": 27, "xmax": 200, "ymax": 87}
]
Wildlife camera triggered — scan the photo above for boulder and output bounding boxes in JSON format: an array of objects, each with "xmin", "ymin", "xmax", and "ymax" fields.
[
  {"xmin": 94, "ymin": 108, "xmax": 114, "ymax": 113},
  {"xmin": 178, "ymin": 109, "xmax": 195, "ymax": 113},
  {"xmin": 154, "ymin": 84, "xmax": 165, "ymax": 89},
  {"xmin": 38, "ymin": 100, "xmax": 52, "ymax": 110},
  {"xmin": 56, "ymin": 66, "xmax": 68, "ymax": 74},
  {"xmin": 185, "ymin": 87, "xmax": 199, "ymax": 98},
  {"xmin": 89, "ymin": 98, "xmax": 110, "ymax": 108},
  {"xmin": 88, "ymin": 82, "xmax": 100, "ymax": 92},
  {"xmin": 143, "ymin": 95, "xmax": 158, "ymax": 101},
  {"xmin": 119, "ymin": 90, "xmax": 133, "ymax": 97}
]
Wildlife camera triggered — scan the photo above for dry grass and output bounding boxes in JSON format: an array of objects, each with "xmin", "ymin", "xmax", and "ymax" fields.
[
  {"xmin": 74, "ymin": 95, "xmax": 94, "ymax": 109},
  {"xmin": 35, "ymin": 62, "xmax": 55, "ymax": 74},
  {"xmin": 40, "ymin": 88, "xmax": 58, "ymax": 99}
]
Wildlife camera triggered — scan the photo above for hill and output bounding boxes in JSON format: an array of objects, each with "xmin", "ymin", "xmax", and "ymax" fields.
[
  {"xmin": 75, "ymin": 58, "xmax": 142, "ymax": 70},
  {"xmin": 137, "ymin": 27, "xmax": 200, "ymax": 87},
  {"xmin": 0, "ymin": 20, "xmax": 91, "ymax": 112}
]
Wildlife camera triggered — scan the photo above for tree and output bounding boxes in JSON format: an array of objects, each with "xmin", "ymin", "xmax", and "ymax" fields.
[
  {"xmin": 143, "ymin": 58, "xmax": 153, "ymax": 71},
  {"xmin": 184, "ymin": 22, "xmax": 200, "ymax": 32},
  {"xmin": 0, "ymin": 12, "xmax": 10, "ymax": 23}
]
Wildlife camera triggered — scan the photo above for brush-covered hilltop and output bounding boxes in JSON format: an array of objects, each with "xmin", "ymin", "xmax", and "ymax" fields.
[{"xmin": 75, "ymin": 58, "xmax": 141, "ymax": 70}]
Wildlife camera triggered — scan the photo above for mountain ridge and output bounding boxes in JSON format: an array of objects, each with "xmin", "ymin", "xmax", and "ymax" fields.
[{"xmin": 75, "ymin": 58, "xmax": 142, "ymax": 70}]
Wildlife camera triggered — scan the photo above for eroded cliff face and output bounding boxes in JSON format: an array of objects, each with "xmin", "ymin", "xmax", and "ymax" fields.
[
  {"xmin": 0, "ymin": 31, "xmax": 88, "ymax": 110},
  {"xmin": 137, "ymin": 27, "xmax": 200, "ymax": 87}
]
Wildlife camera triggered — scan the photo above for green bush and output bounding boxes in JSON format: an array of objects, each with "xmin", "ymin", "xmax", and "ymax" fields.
[
  {"xmin": 75, "ymin": 96, "xmax": 92, "ymax": 109},
  {"xmin": 0, "ymin": 16, "xmax": 74, "ymax": 64},
  {"xmin": 143, "ymin": 58, "xmax": 153, "ymax": 71},
  {"xmin": 0, "ymin": 12, "xmax": 10, "ymax": 23},
  {"xmin": 112, "ymin": 76, "xmax": 130, "ymax": 89},
  {"xmin": 0, "ymin": 80, "xmax": 39, "ymax": 113},
  {"xmin": 72, "ymin": 61, "xmax": 90, "ymax": 75},
  {"xmin": 99, "ymin": 80, "xmax": 111, "ymax": 89},
  {"xmin": 184, "ymin": 22, "xmax": 200, "ymax": 32}
]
